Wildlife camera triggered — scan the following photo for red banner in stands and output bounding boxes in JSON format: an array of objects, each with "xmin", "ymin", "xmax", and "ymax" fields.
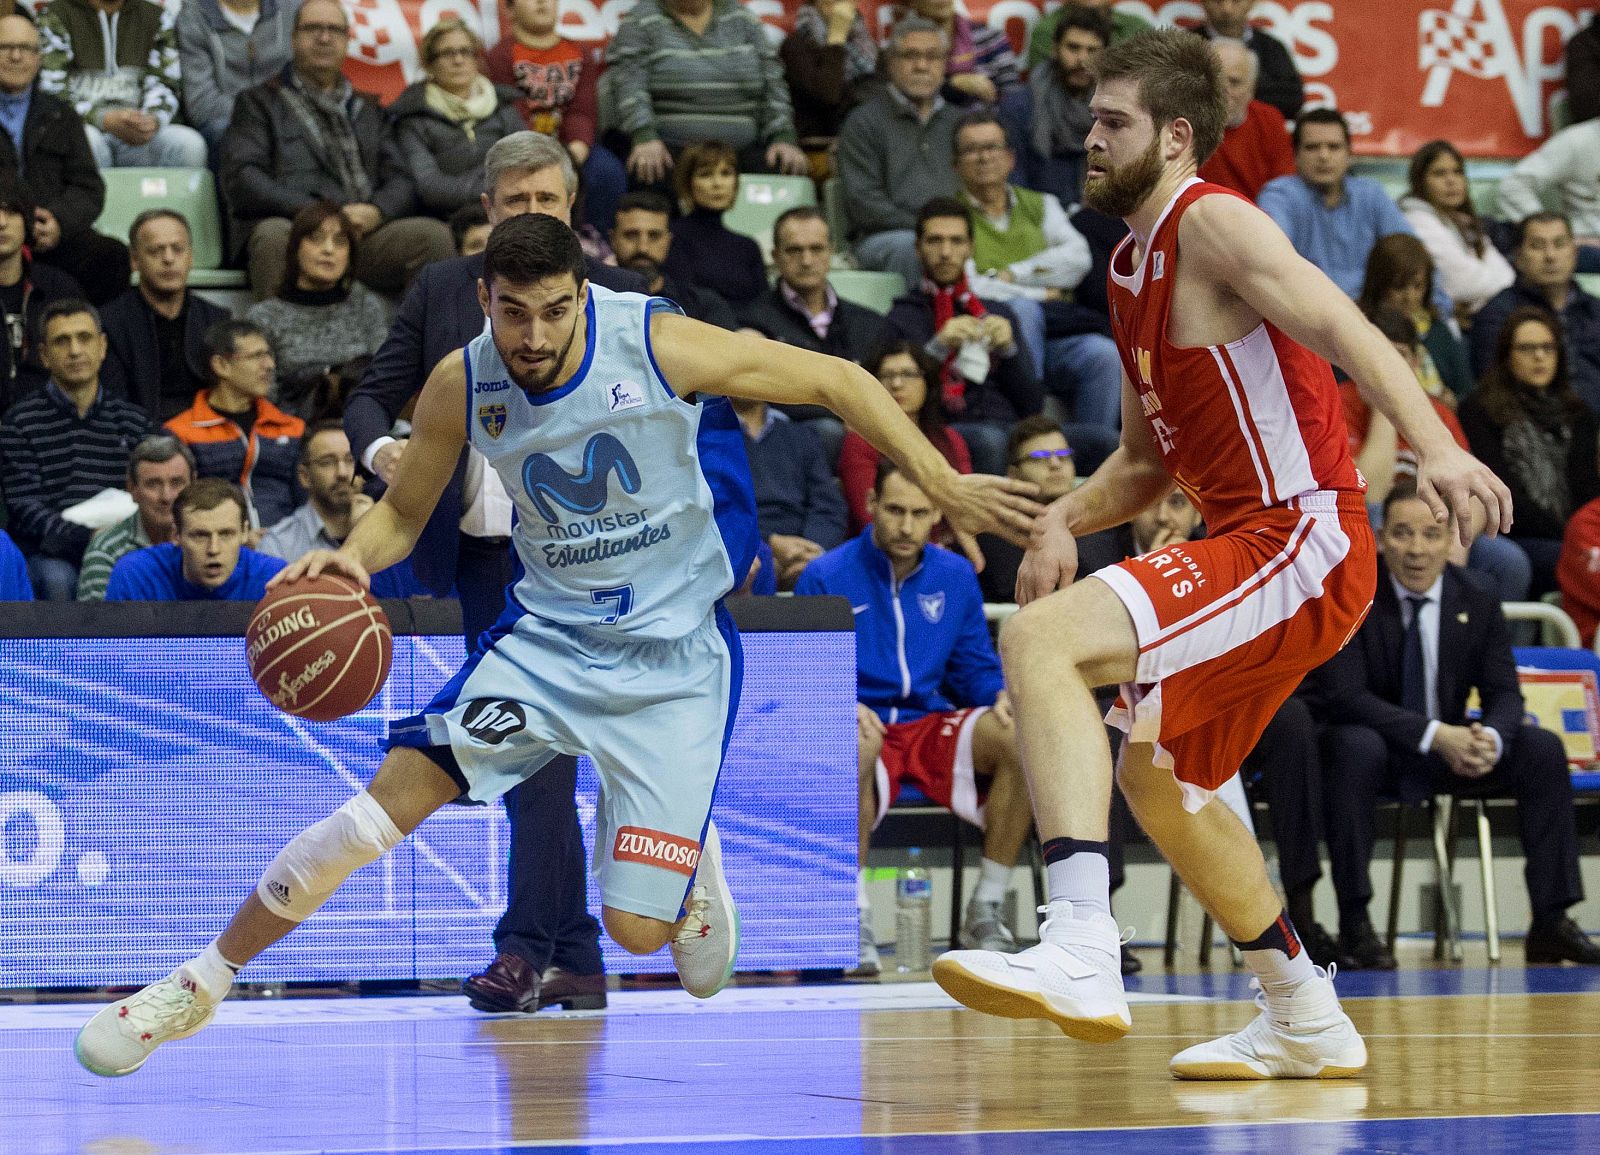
[{"xmin": 334, "ymin": 0, "xmax": 1592, "ymax": 157}]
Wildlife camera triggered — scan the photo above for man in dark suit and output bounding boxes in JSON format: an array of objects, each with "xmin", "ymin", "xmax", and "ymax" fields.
[
  {"xmin": 344, "ymin": 130, "xmax": 644, "ymax": 1016},
  {"xmin": 1310, "ymin": 486, "xmax": 1600, "ymax": 967}
]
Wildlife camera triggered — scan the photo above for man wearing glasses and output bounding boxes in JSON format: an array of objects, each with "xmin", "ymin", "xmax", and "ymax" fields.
[
  {"xmin": 0, "ymin": 11, "xmax": 130, "ymax": 305},
  {"xmin": 835, "ymin": 16, "xmax": 963, "ymax": 289},
  {"xmin": 219, "ymin": 0, "xmax": 454, "ymax": 298}
]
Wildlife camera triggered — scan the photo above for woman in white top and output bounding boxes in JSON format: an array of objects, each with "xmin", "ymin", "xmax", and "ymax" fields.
[{"xmin": 1400, "ymin": 140, "xmax": 1514, "ymax": 323}]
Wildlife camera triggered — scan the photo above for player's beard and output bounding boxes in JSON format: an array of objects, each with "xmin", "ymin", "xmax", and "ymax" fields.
[
  {"xmin": 1082, "ymin": 136, "xmax": 1166, "ymax": 219},
  {"xmin": 504, "ymin": 311, "xmax": 582, "ymax": 396}
]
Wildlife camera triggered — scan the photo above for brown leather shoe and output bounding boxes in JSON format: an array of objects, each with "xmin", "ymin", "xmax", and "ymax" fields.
[
  {"xmin": 538, "ymin": 966, "xmax": 607, "ymax": 1010},
  {"xmin": 463, "ymin": 951, "xmax": 541, "ymax": 1013}
]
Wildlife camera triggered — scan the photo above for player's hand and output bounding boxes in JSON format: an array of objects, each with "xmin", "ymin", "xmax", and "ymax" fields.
[
  {"xmin": 951, "ymin": 527, "xmax": 985, "ymax": 573},
  {"xmin": 990, "ymin": 689, "xmax": 1013, "ymax": 728},
  {"xmin": 269, "ymin": 549, "xmax": 371, "ymax": 592},
  {"xmin": 935, "ymin": 472, "xmax": 1042, "ymax": 549},
  {"xmin": 1015, "ymin": 502, "xmax": 1079, "ymax": 606},
  {"xmin": 856, "ymin": 701, "xmax": 886, "ymax": 747},
  {"xmin": 628, "ymin": 140, "xmax": 673, "ymax": 184},
  {"xmin": 1415, "ymin": 443, "xmax": 1512, "ymax": 548}
]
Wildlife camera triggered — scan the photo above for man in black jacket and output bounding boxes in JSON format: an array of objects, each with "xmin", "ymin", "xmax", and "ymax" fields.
[
  {"xmin": 0, "ymin": 170, "xmax": 80, "ymax": 413},
  {"xmin": 344, "ymin": 130, "xmax": 643, "ymax": 1017},
  {"xmin": 0, "ymin": 12, "xmax": 127, "ymax": 306},
  {"xmin": 1308, "ymin": 487, "xmax": 1600, "ymax": 967},
  {"xmin": 608, "ymin": 190, "xmax": 738, "ymax": 331},
  {"xmin": 99, "ymin": 209, "xmax": 228, "ymax": 421},
  {"xmin": 882, "ymin": 197, "xmax": 1041, "ymax": 474},
  {"xmin": 219, "ymin": 0, "xmax": 453, "ymax": 297},
  {"xmin": 1194, "ymin": 0, "xmax": 1303, "ymax": 122}
]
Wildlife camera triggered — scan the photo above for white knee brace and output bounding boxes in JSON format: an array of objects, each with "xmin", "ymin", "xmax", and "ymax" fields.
[{"xmin": 257, "ymin": 790, "xmax": 404, "ymax": 922}]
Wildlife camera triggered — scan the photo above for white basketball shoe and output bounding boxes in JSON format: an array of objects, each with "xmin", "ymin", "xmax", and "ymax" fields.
[
  {"xmin": 671, "ymin": 820, "xmax": 740, "ymax": 999},
  {"xmin": 1169, "ymin": 966, "xmax": 1367, "ymax": 1080},
  {"xmin": 75, "ymin": 970, "xmax": 220, "ymax": 1077},
  {"xmin": 933, "ymin": 904, "xmax": 1131, "ymax": 1043}
]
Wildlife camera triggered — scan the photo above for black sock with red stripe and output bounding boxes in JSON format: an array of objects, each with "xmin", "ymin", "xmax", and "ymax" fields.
[{"xmin": 1232, "ymin": 911, "xmax": 1316, "ymax": 994}]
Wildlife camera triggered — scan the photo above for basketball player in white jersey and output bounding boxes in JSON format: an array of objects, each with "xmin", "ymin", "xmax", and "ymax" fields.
[{"xmin": 75, "ymin": 214, "xmax": 1043, "ymax": 1078}]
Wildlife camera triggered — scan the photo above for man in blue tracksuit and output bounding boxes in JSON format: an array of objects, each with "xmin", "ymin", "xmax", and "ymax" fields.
[{"xmin": 797, "ymin": 459, "xmax": 1032, "ymax": 974}]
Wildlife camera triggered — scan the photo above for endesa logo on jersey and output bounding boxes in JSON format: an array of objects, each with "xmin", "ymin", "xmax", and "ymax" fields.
[{"xmin": 613, "ymin": 826, "xmax": 703, "ymax": 876}]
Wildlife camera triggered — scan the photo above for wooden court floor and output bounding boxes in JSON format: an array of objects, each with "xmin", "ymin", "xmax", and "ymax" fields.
[{"xmin": 7, "ymin": 954, "xmax": 1600, "ymax": 1155}]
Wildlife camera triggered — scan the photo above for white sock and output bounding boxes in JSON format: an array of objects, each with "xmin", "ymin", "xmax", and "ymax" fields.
[
  {"xmin": 1045, "ymin": 853, "xmax": 1112, "ymax": 919},
  {"xmin": 856, "ymin": 869, "xmax": 870, "ymax": 910},
  {"xmin": 972, "ymin": 858, "xmax": 1013, "ymax": 906},
  {"xmin": 181, "ymin": 941, "xmax": 241, "ymax": 1004}
]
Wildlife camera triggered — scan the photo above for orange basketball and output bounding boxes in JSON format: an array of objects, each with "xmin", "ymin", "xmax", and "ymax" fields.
[{"xmin": 246, "ymin": 573, "xmax": 393, "ymax": 721}]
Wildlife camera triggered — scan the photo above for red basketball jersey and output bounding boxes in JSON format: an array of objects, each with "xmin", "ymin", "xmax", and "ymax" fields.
[{"xmin": 1107, "ymin": 180, "xmax": 1364, "ymax": 534}]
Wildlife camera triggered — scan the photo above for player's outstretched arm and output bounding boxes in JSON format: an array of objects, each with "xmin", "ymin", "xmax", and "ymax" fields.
[
  {"xmin": 272, "ymin": 353, "xmax": 469, "ymax": 590},
  {"xmin": 648, "ymin": 312, "xmax": 1046, "ymax": 546},
  {"xmin": 1015, "ymin": 370, "xmax": 1173, "ymax": 604},
  {"xmin": 1180, "ymin": 195, "xmax": 1513, "ymax": 545}
]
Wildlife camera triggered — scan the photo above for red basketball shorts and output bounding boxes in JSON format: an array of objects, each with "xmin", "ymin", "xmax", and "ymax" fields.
[
  {"xmin": 1093, "ymin": 490, "xmax": 1376, "ymax": 812},
  {"xmin": 872, "ymin": 707, "xmax": 991, "ymax": 829}
]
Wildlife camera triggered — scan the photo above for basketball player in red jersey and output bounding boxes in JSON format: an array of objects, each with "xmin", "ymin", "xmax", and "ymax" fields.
[{"xmin": 933, "ymin": 29, "xmax": 1512, "ymax": 1079}]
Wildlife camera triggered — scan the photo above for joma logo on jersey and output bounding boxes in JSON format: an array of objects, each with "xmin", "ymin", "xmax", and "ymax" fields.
[
  {"xmin": 613, "ymin": 826, "xmax": 702, "ymax": 876},
  {"xmin": 523, "ymin": 432, "xmax": 642, "ymax": 524},
  {"xmin": 1134, "ymin": 347, "xmax": 1154, "ymax": 387}
]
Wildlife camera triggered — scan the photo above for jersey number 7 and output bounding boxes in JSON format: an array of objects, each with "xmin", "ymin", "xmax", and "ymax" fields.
[{"xmin": 590, "ymin": 585, "xmax": 635, "ymax": 623}]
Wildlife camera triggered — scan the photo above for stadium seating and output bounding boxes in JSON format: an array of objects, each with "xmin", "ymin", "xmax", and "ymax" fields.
[
  {"xmin": 93, "ymin": 167, "xmax": 244, "ymax": 290},
  {"xmin": 828, "ymin": 269, "xmax": 905, "ymax": 315},
  {"xmin": 724, "ymin": 173, "xmax": 816, "ymax": 258}
]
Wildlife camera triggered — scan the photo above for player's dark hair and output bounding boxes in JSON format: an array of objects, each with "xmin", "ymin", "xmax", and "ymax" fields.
[
  {"xmin": 126, "ymin": 433, "xmax": 196, "ymax": 484},
  {"xmin": 1096, "ymin": 28, "xmax": 1227, "ymax": 166},
  {"xmin": 773, "ymin": 205, "xmax": 829, "ymax": 248},
  {"xmin": 482, "ymin": 212, "xmax": 587, "ymax": 291},
  {"xmin": 1292, "ymin": 106, "xmax": 1350, "ymax": 150},
  {"xmin": 1053, "ymin": 3, "xmax": 1112, "ymax": 47},
  {"xmin": 915, "ymin": 196, "xmax": 971, "ymax": 241},
  {"xmin": 614, "ymin": 189, "xmax": 673, "ymax": 220},
  {"xmin": 1006, "ymin": 414, "xmax": 1068, "ymax": 464},
  {"xmin": 173, "ymin": 477, "xmax": 249, "ymax": 531}
]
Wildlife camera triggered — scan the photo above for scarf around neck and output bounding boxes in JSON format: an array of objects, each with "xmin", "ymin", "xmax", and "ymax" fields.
[
  {"xmin": 928, "ymin": 273, "xmax": 987, "ymax": 413},
  {"xmin": 281, "ymin": 71, "xmax": 372, "ymax": 204},
  {"xmin": 425, "ymin": 75, "xmax": 499, "ymax": 140}
]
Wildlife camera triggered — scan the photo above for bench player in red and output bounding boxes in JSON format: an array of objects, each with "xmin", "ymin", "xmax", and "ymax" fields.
[{"xmin": 932, "ymin": 29, "xmax": 1513, "ymax": 1079}]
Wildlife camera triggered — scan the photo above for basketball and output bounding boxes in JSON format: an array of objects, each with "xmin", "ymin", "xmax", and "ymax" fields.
[{"xmin": 246, "ymin": 573, "xmax": 393, "ymax": 722}]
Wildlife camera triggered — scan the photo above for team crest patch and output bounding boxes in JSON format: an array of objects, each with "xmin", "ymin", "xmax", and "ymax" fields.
[
  {"xmin": 919, "ymin": 591, "xmax": 945, "ymax": 624},
  {"xmin": 608, "ymin": 380, "xmax": 645, "ymax": 412},
  {"xmin": 478, "ymin": 403, "xmax": 507, "ymax": 439}
]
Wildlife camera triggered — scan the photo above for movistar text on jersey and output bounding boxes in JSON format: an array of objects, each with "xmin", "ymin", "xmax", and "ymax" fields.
[
  {"xmin": 542, "ymin": 508, "xmax": 653, "ymax": 541},
  {"xmin": 541, "ymin": 522, "xmax": 672, "ymax": 568}
]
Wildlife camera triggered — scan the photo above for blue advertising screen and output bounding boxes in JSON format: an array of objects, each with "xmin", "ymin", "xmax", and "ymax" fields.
[{"xmin": 0, "ymin": 630, "xmax": 857, "ymax": 986}]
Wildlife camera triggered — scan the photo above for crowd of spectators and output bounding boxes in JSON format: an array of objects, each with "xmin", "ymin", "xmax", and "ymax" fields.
[{"xmin": 1, "ymin": 0, "xmax": 1600, "ymax": 974}]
